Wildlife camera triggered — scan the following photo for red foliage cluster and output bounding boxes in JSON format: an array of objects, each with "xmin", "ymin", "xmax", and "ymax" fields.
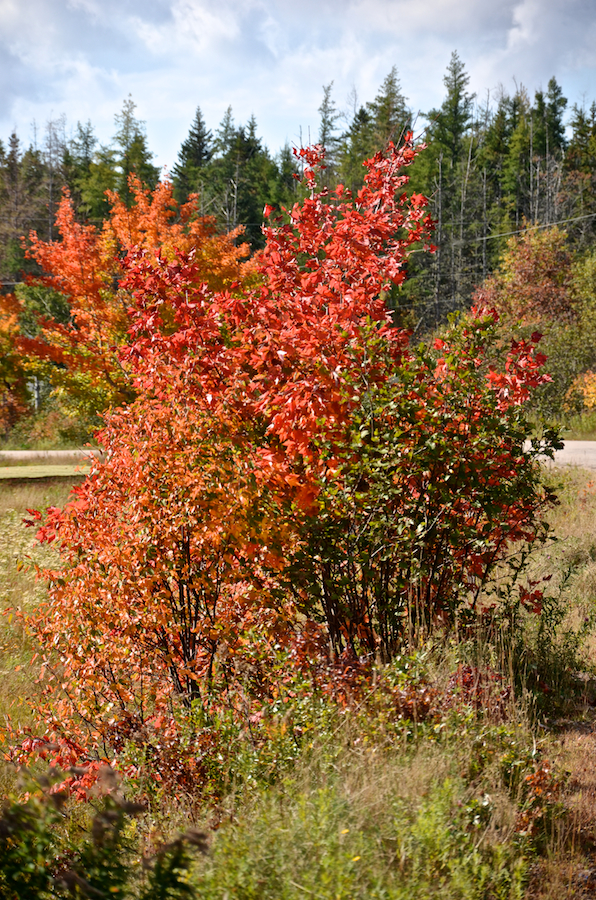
[
  {"xmin": 516, "ymin": 761, "xmax": 561, "ymax": 836},
  {"xmin": 447, "ymin": 664, "xmax": 511, "ymax": 720}
]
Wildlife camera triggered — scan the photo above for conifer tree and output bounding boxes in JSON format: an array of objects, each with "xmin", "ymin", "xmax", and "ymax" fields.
[
  {"xmin": 545, "ymin": 77, "xmax": 568, "ymax": 155},
  {"xmin": 0, "ymin": 133, "xmax": 45, "ymax": 280},
  {"xmin": 318, "ymin": 82, "xmax": 341, "ymax": 185},
  {"xmin": 62, "ymin": 120, "xmax": 97, "ymax": 217},
  {"xmin": 368, "ymin": 66, "xmax": 410, "ymax": 148},
  {"xmin": 561, "ymin": 102, "xmax": 596, "ymax": 243},
  {"xmin": 338, "ymin": 68, "xmax": 410, "ymax": 193},
  {"xmin": 78, "ymin": 146, "xmax": 119, "ymax": 224},
  {"xmin": 200, "ymin": 109, "xmax": 277, "ymax": 245},
  {"xmin": 427, "ymin": 51, "xmax": 475, "ymax": 167},
  {"xmin": 172, "ymin": 106, "xmax": 213, "ymax": 204},
  {"xmin": 338, "ymin": 105, "xmax": 373, "ymax": 192},
  {"xmin": 43, "ymin": 115, "xmax": 67, "ymax": 241},
  {"xmin": 113, "ymin": 96, "xmax": 159, "ymax": 204},
  {"xmin": 407, "ymin": 51, "xmax": 477, "ymax": 321}
]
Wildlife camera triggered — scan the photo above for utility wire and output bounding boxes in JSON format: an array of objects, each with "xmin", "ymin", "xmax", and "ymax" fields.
[{"xmin": 471, "ymin": 211, "xmax": 596, "ymax": 243}]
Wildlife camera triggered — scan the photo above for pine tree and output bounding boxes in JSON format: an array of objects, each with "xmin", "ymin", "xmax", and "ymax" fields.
[
  {"xmin": 318, "ymin": 83, "xmax": 341, "ymax": 185},
  {"xmin": 113, "ymin": 96, "xmax": 159, "ymax": 204},
  {"xmin": 172, "ymin": 106, "xmax": 213, "ymax": 204},
  {"xmin": 368, "ymin": 66, "xmax": 410, "ymax": 148}
]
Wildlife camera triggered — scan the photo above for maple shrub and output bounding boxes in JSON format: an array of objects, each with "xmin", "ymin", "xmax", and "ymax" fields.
[{"xmin": 20, "ymin": 138, "xmax": 559, "ymax": 790}]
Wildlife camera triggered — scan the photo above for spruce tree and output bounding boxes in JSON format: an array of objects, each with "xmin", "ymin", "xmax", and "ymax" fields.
[
  {"xmin": 338, "ymin": 105, "xmax": 373, "ymax": 192},
  {"xmin": 338, "ymin": 68, "xmax": 410, "ymax": 193},
  {"xmin": 113, "ymin": 95, "xmax": 159, "ymax": 204},
  {"xmin": 172, "ymin": 106, "xmax": 213, "ymax": 204},
  {"xmin": 427, "ymin": 50, "xmax": 475, "ymax": 167},
  {"xmin": 213, "ymin": 106, "xmax": 236, "ymax": 157},
  {"xmin": 545, "ymin": 77, "xmax": 568, "ymax": 155},
  {"xmin": 79, "ymin": 146, "xmax": 118, "ymax": 224},
  {"xmin": 368, "ymin": 66, "xmax": 410, "ymax": 148},
  {"xmin": 202, "ymin": 109, "xmax": 277, "ymax": 245},
  {"xmin": 567, "ymin": 102, "xmax": 596, "ymax": 174},
  {"xmin": 0, "ymin": 132, "xmax": 46, "ymax": 280},
  {"xmin": 318, "ymin": 82, "xmax": 341, "ymax": 185}
]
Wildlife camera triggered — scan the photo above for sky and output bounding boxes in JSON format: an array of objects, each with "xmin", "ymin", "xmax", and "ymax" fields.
[{"xmin": 1, "ymin": 0, "xmax": 595, "ymax": 171}]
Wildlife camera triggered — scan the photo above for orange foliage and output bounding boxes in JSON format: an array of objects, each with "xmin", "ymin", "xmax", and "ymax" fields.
[
  {"xmin": 569, "ymin": 369, "xmax": 596, "ymax": 409},
  {"xmin": 20, "ymin": 177, "xmax": 256, "ymax": 415},
  {"xmin": 0, "ymin": 292, "xmax": 28, "ymax": 434},
  {"xmin": 13, "ymin": 142, "xmax": 557, "ymax": 795}
]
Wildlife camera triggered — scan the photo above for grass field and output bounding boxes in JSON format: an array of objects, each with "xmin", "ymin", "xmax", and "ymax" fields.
[
  {"xmin": 0, "ymin": 477, "xmax": 78, "ymax": 734},
  {"xmin": 0, "ymin": 465, "xmax": 91, "ymax": 479}
]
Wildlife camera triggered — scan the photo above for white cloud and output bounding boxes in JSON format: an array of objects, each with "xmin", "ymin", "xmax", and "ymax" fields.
[
  {"xmin": 171, "ymin": 0, "xmax": 240, "ymax": 52},
  {"xmin": 66, "ymin": 0, "xmax": 102, "ymax": 18},
  {"xmin": 507, "ymin": 0, "xmax": 540, "ymax": 50}
]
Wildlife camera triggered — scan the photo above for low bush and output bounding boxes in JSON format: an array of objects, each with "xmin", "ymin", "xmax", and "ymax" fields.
[{"xmin": 0, "ymin": 770, "xmax": 205, "ymax": 899}]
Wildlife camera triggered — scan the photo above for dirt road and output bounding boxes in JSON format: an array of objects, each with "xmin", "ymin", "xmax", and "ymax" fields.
[
  {"xmin": 539, "ymin": 440, "xmax": 596, "ymax": 469},
  {"xmin": 2, "ymin": 444, "xmax": 596, "ymax": 474}
]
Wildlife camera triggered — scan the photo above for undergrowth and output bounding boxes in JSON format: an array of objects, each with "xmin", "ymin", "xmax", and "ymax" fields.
[{"xmin": 2, "ymin": 472, "xmax": 596, "ymax": 898}]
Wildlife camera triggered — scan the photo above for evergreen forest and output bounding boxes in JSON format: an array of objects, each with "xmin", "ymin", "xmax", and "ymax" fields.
[{"xmin": 1, "ymin": 53, "xmax": 594, "ymax": 313}]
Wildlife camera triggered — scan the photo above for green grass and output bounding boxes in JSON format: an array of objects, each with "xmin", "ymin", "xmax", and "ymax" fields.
[
  {"xmin": 188, "ymin": 734, "xmax": 530, "ymax": 900},
  {"xmin": 546, "ymin": 410, "xmax": 596, "ymax": 441},
  {"xmin": 0, "ymin": 478, "xmax": 77, "ymax": 731}
]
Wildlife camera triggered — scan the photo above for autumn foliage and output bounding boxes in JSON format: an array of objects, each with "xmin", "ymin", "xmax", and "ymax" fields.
[
  {"xmin": 18, "ymin": 177, "xmax": 256, "ymax": 417},
  {"xmin": 17, "ymin": 139, "xmax": 558, "ymax": 792},
  {"xmin": 475, "ymin": 225, "xmax": 575, "ymax": 326},
  {"xmin": 0, "ymin": 292, "xmax": 28, "ymax": 435}
]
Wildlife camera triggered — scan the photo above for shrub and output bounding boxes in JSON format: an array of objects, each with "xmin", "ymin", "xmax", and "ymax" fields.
[
  {"xmin": 19, "ymin": 139, "xmax": 557, "ymax": 786},
  {"xmin": 0, "ymin": 770, "xmax": 205, "ymax": 898}
]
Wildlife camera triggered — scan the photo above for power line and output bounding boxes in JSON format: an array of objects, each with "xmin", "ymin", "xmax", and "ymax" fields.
[{"xmin": 471, "ymin": 211, "xmax": 596, "ymax": 243}]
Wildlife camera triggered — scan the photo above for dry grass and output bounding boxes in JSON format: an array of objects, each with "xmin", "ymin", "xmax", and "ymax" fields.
[
  {"xmin": 0, "ymin": 478, "xmax": 77, "ymax": 730},
  {"xmin": 520, "ymin": 466, "xmax": 596, "ymax": 896},
  {"xmin": 543, "ymin": 468, "xmax": 596, "ymax": 659},
  {"xmin": 546, "ymin": 468, "xmax": 596, "ymax": 548}
]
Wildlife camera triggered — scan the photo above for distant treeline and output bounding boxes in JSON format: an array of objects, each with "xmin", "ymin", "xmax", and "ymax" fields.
[{"xmin": 2, "ymin": 51, "xmax": 596, "ymax": 326}]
